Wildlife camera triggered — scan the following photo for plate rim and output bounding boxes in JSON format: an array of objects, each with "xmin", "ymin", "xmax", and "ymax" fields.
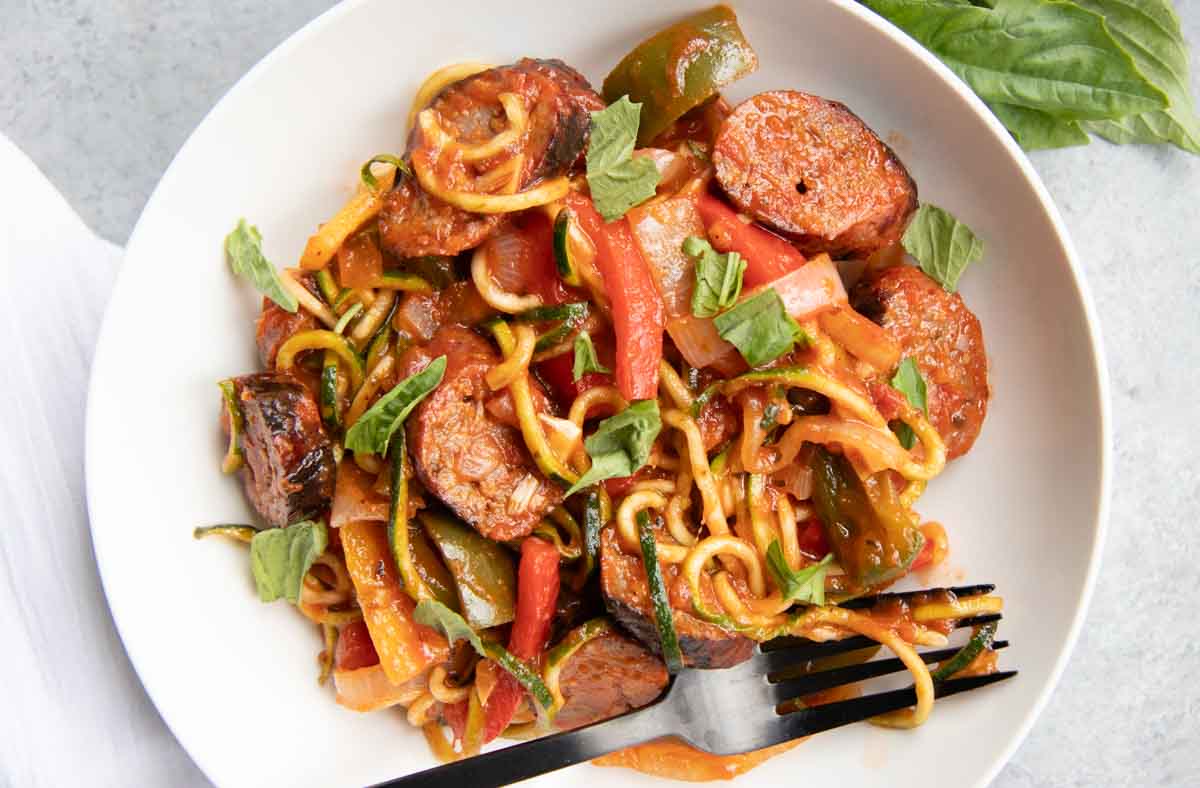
[{"xmin": 84, "ymin": 1, "xmax": 1113, "ymax": 785}]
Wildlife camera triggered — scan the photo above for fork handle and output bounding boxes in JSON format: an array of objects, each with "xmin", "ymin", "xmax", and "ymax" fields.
[{"xmin": 369, "ymin": 701, "xmax": 670, "ymax": 787}]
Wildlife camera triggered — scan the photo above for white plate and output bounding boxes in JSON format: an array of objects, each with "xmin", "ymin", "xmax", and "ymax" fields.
[{"xmin": 86, "ymin": 1, "xmax": 1111, "ymax": 785}]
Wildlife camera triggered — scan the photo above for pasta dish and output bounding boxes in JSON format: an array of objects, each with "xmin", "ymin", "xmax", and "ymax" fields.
[{"xmin": 200, "ymin": 5, "xmax": 1003, "ymax": 780}]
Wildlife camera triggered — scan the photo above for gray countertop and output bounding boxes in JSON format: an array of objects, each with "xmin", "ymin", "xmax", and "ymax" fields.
[{"xmin": 4, "ymin": 2, "xmax": 1198, "ymax": 785}]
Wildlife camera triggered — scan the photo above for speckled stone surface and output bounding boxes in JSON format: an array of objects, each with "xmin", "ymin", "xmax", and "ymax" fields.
[{"xmin": 3, "ymin": 2, "xmax": 1199, "ymax": 785}]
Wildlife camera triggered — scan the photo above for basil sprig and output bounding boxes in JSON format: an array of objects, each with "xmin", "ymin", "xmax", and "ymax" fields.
[
  {"xmin": 249, "ymin": 519, "xmax": 328, "ymax": 604},
  {"xmin": 565, "ymin": 400, "xmax": 662, "ymax": 496},
  {"xmin": 889, "ymin": 357, "xmax": 929, "ymax": 450},
  {"xmin": 344, "ymin": 356, "xmax": 446, "ymax": 455},
  {"xmin": 765, "ymin": 543, "xmax": 833, "ymax": 607},
  {"xmin": 901, "ymin": 204, "xmax": 985, "ymax": 293},
  {"xmin": 713, "ymin": 288, "xmax": 806, "ymax": 368},
  {"xmin": 572, "ymin": 330, "xmax": 611, "ymax": 381},
  {"xmin": 684, "ymin": 236, "xmax": 746, "ymax": 318},
  {"xmin": 224, "ymin": 219, "xmax": 297, "ymax": 312},
  {"xmin": 586, "ymin": 96, "xmax": 662, "ymax": 221},
  {"xmin": 862, "ymin": 0, "xmax": 1199, "ymax": 155}
]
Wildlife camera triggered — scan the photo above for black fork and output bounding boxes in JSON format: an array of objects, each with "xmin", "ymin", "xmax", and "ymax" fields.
[{"xmin": 372, "ymin": 588, "xmax": 1015, "ymax": 787}]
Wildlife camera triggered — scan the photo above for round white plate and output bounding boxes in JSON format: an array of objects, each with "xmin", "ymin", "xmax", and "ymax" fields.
[{"xmin": 86, "ymin": 1, "xmax": 1110, "ymax": 785}]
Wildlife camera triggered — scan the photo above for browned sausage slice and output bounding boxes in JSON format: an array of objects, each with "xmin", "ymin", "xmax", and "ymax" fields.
[
  {"xmin": 555, "ymin": 628, "xmax": 669, "ymax": 730},
  {"xmin": 600, "ymin": 527, "xmax": 754, "ymax": 669},
  {"xmin": 378, "ymin": 176, "xmax": 503, "ymax": 258},
  {"xmin": 404, "ymin": 325, "xmax": 563, "ymax": 542},
  {"xmin": 255, "ymin": 298, "xmax": 316, "ymax": 367},
  {"xmin": 380, "ymin": 59, "xmax": 604, "ymax": 259},
  {"xmin": 231, "ymin": 372, "xmax": 335, "ymax": 528},
  {"xmin": 713, "ymin": 91, "xmax": 917, "ymax": 259},
  {"xmin": 851, "ymin": 265, "xmax": 989, "ymax": 459}
]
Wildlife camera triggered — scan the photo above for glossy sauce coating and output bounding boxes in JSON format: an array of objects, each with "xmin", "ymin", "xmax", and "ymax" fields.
[
  {"xmin": 402, "ymin": 325, "xmax": 563, "ymax": 541},
  {"xmin": 852, "ymin": 265, "xmax": 989, "ymax": 459},
  {"xmin": 713, "ymin": 91, "xmax": 917, "ymax": 259}
]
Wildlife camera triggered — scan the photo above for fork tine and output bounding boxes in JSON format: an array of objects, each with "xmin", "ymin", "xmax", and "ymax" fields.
[
  {"xmin": 767, "ymin": 641, "xmax": 1010, "ymax": 704},
  {"xmin": 763, "ymin": 671, "xmax": 1019, "ymax": 745},
  {"xmin": 838, "ymin": 584, "xmax": 996, "ymax": 610},
  {"xmin": 758, "ymin": 613, "xmax": 1002, "ymax": 672}
]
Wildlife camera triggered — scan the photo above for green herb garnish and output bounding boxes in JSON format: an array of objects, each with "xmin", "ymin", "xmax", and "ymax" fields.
[
  {"xmin": 586, "ymin": 96, "xmax": 662, "ymax": 221},
  {"xmin": 684, "ymin": 235, "xmax": 746, "ymax": 318},
  {"xmin": 224, "ymin": 219, "xmax": 297, "ymax": 312},
  {"xmin": 565, "ymin": 400, "xmax": 662, "ymax": 496},
  {"xmin": 249, "ymin": 519, "xmax": 328, "ymax": 604},
  {"xmin": 343, "ymin": 356, "xmax": 446, "ymax": 456}
]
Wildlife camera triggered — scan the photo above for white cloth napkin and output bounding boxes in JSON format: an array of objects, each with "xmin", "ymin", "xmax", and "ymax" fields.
[{"xmin": 0, "ymin": 135, "xmax": 208, "ymax": 786}]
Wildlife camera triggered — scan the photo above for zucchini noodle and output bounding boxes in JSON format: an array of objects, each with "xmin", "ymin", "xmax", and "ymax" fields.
[
  {"xmin": 568, "ymin": 386, "xmax": 628, "ymax": 429},
  {"xmin": 349, "ymin": 289, "xmax": 396, "ymax": 348},
  {"xmin": 281, "ymin": 270, "xmax": 338, "ymax": 328},
  {"xmin": 276, "ymin": 330, "xmax": 365, "ymax": 391},
  {"xmin": 615, "ymin": 490, "xmax": 689, "ymax": 564},
  {"xmin": 345, "ymin": 353, "xmax": 395, "ymax": 429},
  {"xmin": 486, "ymin": 323, "xmax": 537, "ymax": 390},
  {"xmin": 472, "ymin": 245, "xmax": 542, "ymax": 313},
  {"xmin": 407, "ymin": 61, "xmax": 493, "ymax": 132},
  {"xmin": 657, "ymin": 360, "xmax": 693, "ymax": 410}
]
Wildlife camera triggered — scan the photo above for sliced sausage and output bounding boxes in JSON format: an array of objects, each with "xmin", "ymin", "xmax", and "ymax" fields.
[
  {"xmin": 413, "ymin": 58, "xmax": 604, "ymax": 187},
  {"xmin": 555, "ymin": 629, "xmax": 669, "ymax": 730},
  {"xmin": 231, "ymin": 372, "xmax": 335, "ymax": 528},
  {"xmin": 403, "ymin": 325, "xmax": 563, "ymax": 541},
  {"xmin": 255, "ymin": 298, "xmax": 316, "ymax": 367},
  {"xmin": 600, "ymin": 527, "xmax": 754, "ymax": 669},
  {"xmin": 851, "ymin": 265, "xmax": 989, "ymax": 459},
  {"xmin": 378, "ymin": 176, "xmax": 504, "ymax": 258},
  {"xmin": 713, "ymin": 91, "xmax": 917, "ymax": 259},
  {"xmin": 380, "ymin": 59, "xmax": 605, "ymax": 259}
]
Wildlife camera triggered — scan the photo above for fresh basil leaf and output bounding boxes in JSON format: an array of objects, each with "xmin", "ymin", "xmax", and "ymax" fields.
[
  {"xmin": 901, "ymin": 203, "xmax": 984, "ymax": 292},
  {"xmin": 565, "ymin": 400, "xmax": 662, "ymax": 496},
  {"xmin": 713, "ymin": 288, "xmax": 803, "ymax": 367},
  {"xmin": 413, "ymin": 600, "xmax": 554, "ymax": 709},
  {"xmin": 249, "ymin": 519, "xmax": 327, "ymax": 604},
  {"xmin": 587, "ymin": 96, "xmax": 661, "ymax": 221},
  {"xmin": 224, "ymin": 219, "xmax": 298, "ymax": 312},
  {"xmin": 573, "ymin": 330, "xmax": 611, "ymax": 381},
  {"xmin": 344, "ymin": 356, "xmax": 447, "ymax": 456},
  {"xmin": 891, "ymin": 358, "xmax": 928, "ymax": 413},
  {"xmin": 765, "ymin": 543, "xmax": 833, "ymax": 606},
  {"xmin": 360, "ymin": 154, "xmax": 411, "ymax": 191},
  {"xmin": 861, "ymin": 0, "xmax": 1166, "ymax": 121},
  {"xmin": 1073, "ymin": 0, "xmax": 1200, "ymax": 155},
  {"xmin": 889, "ymin": 357, "xmax": 929, "ymax": 449},
  {"xmin": 684, "ymin": 236, "xmax": 746, "ymax": 318},
  {"xmin": 987, "ymin": 102, "xmax": 1091, "ymax": 150}
]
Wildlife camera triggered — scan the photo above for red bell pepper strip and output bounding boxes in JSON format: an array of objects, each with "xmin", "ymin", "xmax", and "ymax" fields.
[
  {"xmin": 566, "ymin": 193, "xmax": 663, "ymax": 401},
  {"xmin": 333, "ymin": 619, "xmax": 380, "ymax": 671},
  {"xmin": 697, "ymin": 191, "xmax": 806, "ymax": 288},
  {"xmin": 482, "ymin": 536, "xmax": 560, "ymax": 742},
  {"xmin": 535, "ymin": 352, "xmax": 613, "ymax": 412},
  {"xmin": 796, "ymin": 517, "xmax": 831, "ymax": 561}
]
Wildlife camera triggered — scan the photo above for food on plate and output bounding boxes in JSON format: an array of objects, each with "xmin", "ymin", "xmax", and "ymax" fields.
[{"xmin": 200, "ymin": 4, "xmax": 1004, "ymax": 779}]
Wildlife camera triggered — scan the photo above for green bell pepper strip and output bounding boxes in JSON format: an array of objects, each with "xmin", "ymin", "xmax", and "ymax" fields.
[
  {"xmin": 602, "ymin": 4, "xmax": 758, "ymax": 146},
  {"xmin": 419, "ymin": 509, "xmax": 517, "ymax": 629},
  {"xmin": 809, "ymin": 446, "xmax": 924, "ymax": 590}
]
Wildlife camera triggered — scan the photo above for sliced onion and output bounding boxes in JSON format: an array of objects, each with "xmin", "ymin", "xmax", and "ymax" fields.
[
  {"xmin": 628, "ymin": 195, "xmax": 705, "ymax": 319},
  {"xmin": 667, "ymin": 314, "xmax": 736, "ymax": 370},
  {"xmin": 818, "ymin": 305, "xmax": 899, "ymax": 371},
  {"xmin": 486, "ymin": 231, "xmax": 531, "ymax": 292},
  {"xmin": 771, "ymin": 463, "xmax": 813, "ymax": 501},
  {"xmin": 768, "ymin": 253, "xmax": 847, "ymax": 320},
  {"xmin": 334, "ymin": 664, "xmax": 428, "ymax": 712}
]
